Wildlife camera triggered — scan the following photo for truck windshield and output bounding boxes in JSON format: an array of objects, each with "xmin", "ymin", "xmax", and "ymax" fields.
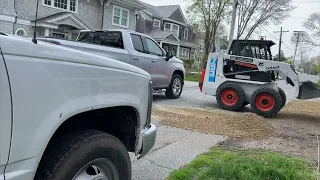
[{"xmin": 77, "ymin": 31, "xmax": 124, "ymax": 49}]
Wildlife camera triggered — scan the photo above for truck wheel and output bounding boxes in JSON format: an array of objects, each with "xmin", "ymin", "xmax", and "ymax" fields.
[
  {"xmin": 279, "ymin": 87, "xmax": 287, "ymax": 109},
  {"xmin": 216, "ymin": 83, "xmax": 245, "ymax": 111},
  {"xmin": 251, "ymin": 88, "xmax": 282, "ymax": 118},
  {"xmin": 35, "ymin": 130, "xmax": 131, "ymax": 180},
  {"xmin": 166, "ymin": 74, "xmax": 183, "ymax": 99}
]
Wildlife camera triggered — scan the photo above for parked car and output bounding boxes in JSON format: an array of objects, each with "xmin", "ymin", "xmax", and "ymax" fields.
[
  {"xmin": 0, "ymin": 33, "xmax": 156, "ymax": 180},
  {"xmin": 38, "ymin": 29, "xmax": 185, "ymax": 99}
]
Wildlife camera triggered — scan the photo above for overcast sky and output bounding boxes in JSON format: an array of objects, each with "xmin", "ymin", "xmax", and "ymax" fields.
[{"xmin": 140, "ymin": 0, "xmax": 320, "ymax": 61}]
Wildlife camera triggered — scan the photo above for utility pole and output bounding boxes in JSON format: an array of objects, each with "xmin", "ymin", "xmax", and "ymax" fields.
[
  {"xmin": 293, "ymin": 31, "xmax": 305, "ymax": 67},
  {"xmin": 273, "ymin": 27, "xmax": 289, "ymax": 61},
  {"xmin": 228, "ymin": 0, "xmax": 238, "ymax": 51}
]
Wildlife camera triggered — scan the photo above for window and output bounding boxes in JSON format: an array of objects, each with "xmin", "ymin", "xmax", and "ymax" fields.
[
  {"xmin": 180, "ymin": 47, "xmax": 190, "ymax": 59},
  {"xmin": 172, "ymin": 24, "xmax": 179, "ymax": 37},
  {"xmin": 164, "ymin": 23, "xmax": 171, "ymax": 31},
  {"xmin": 131, "ymin": 34, "xmax": 144, "ymax": 53},
  {"xmin": 43, "ymin": 0, "xmax": 78, "ymax": 12},
  {"xmin": 153, "ymin": 19, "xmax": 161, "ymax": 28},
  {"xmin": 112, "ymin": 5, "xmax": 130, "ymax": 28},
  {"xmin": 163, "ymin": 46, "xmax": 169, "ymax": 52},
  {"xmin": 145, "ymin": 38, "xmax": 163, "ymax": 56},
  {"xmin": 184, "ymin": 29, "xmax": 189, "ymax": 40},
  {"xmin": 164, "ymin": 23, "xmax": 179, "ymax": 37},
  {"xmin": 15, "ymin": 28, "xmax": 27, "ymax": 36},
  {"xmin": 77, "ymin": 31, "xmax": 124, "ymax": 49}
]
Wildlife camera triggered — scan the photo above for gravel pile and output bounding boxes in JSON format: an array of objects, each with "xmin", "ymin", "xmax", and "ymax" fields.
[
  {"xmin": 152, "ymin": 100, "xmax": 320, "ymax": 140},
  {"xmin": 153, "ymin": 107, "xmax": 274, "ymax": 140},
  {"xmin": 278, "ymin": 100, "xmax": 320, "ymax": 119}
]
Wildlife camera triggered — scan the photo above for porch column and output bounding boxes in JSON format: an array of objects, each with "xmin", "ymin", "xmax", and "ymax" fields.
[
  {"xmin": 176, "ymin": 45, "xmax": 180, "ymax": 57},
  {"xmin": 160, "ymin": 41, "xmax": 163, "ymax": 47},
  {"xmin": 44, "ymin": 28, "xmax": 50, "ymax": 36}
]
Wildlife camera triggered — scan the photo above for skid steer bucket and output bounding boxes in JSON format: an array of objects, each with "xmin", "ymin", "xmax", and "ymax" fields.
[{"xmin": 298, "ymin": 81, "xmax": 320, "ymax": 100}]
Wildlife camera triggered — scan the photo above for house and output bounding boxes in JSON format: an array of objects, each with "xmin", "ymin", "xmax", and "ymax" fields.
[
  {"xmin": 0, "ymin": 0, "xmax": 145, "ymax": 40},
  {"xmin": 136, "ymin": 1, "xmax": 199, "ymax": 60}
]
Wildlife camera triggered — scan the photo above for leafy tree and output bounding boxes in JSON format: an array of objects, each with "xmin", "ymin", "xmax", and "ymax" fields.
[
  {"xmin": 186, "ymin": 0, "xmax": 231, "ymax": 56},
  {"xmin": 237, "ymin": 0, "xmax": 295, "ymax": 39},
  {"xmin": 302, "ymin": 12, "xmax": 320, "ymax": 47}
]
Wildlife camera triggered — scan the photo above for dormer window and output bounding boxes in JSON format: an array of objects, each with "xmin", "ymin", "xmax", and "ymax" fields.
[
  {"xmin": 164, "ymin": 22, "xmax": 179, "ymax": 37},
  {"xmin": 153, "ymin": 19, "xmax": 161, "ymax": 28},
  {"xmin": 184, "ymin": 29, "xmax": 189, "ymax": 40}
]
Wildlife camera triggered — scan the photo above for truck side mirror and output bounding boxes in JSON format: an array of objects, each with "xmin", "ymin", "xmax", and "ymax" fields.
[{"xmin": 166, "ymin": 52, "xmax": 174, "ymax": 61}]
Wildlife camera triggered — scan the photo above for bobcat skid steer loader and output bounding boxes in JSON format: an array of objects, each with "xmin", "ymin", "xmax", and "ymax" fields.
[{"xmin": 199, "ymin": 40, "xmax": 320, "ymax": 118}]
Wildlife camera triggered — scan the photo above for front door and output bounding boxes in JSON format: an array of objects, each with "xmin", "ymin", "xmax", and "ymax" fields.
[
  {"xmin": 142, "ymin": 37, "xmax": 170, "ymax": 87},
  {"xmin": 0, "ymin": 46, "xmax": 12, "ymax": 179}
]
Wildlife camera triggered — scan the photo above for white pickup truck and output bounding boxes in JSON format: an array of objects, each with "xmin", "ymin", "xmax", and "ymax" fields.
[
  {"xmin": 39, "ymin": 29, "xmax": 186, "ymax": 99},
  {"xmin": 0, "ymin": 33, "xmax": 156, "ymax": 180}
]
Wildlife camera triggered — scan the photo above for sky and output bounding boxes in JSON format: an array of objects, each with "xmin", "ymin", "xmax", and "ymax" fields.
[{"xmin": 140, "ymin": 0, "xmax": 320, "ymax": 61}]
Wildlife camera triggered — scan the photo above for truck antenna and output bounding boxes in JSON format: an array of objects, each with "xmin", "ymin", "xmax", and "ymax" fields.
[{"xmin": 32, "ymin": 0, "xmax": 40, "ymax": 44}]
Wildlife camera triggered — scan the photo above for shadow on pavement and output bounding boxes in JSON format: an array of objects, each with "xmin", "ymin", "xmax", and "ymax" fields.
[{"xmin": 153, "ymin": 93, "xmax": 167, "ymax": 102}]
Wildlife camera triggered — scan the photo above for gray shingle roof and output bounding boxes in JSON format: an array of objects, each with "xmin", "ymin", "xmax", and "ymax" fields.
[
  {"xmin": 137, "ymin": 1, "xmax": 179, "ymax": 19},
  {"xmin": 152, "ymin": 5, "xmax": 180, "ymax": 18},
  {"xmin": 148, "ymin": 29, "xmax": 179, "ymax": 41}
]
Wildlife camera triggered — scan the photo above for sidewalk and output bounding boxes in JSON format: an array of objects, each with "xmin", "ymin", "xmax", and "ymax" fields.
[{"xmin": 131, "ymin": 118, "xmax": 226, "ymax": 180}]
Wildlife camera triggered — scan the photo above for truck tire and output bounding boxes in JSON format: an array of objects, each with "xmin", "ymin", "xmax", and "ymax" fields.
[
  {"xmin": 250, "ymin": 88, "xmax": 282, "ymax": 118},
  {"xmin": 279, "ymin": 87, "xmax": 287, "ymax": 109},
  {"xmin": 34, "ymin": 130, "xmax": 131, "ymax": 180},
  {"xmin": 166, "ymin": 74, "xmax": 183, "ymax": 99},
  {"xmin": 216, "ymin": 83, "xmax": 246, "ymax": 111}
]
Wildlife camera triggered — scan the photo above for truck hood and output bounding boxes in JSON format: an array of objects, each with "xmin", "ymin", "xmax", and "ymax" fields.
[
  {"xmin": 170, "ymin": 57, "xmax": 184, "ymax": 64},
  {"xmin": 0, "ymin": 35, "xmax": 151, "ymax": 79}
]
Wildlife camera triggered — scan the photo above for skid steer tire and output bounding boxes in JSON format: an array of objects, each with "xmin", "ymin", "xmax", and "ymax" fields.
[
  {"xmin": 279, "ymin": 88, "xmax": 287, "ymax": 109},
  {"xmin": 216, "ymin": 83, "xmax": 245, "ymax": 111},
  {"xmin": 251, "ymin": 88, "xmax": 282, "ymax": 118}
]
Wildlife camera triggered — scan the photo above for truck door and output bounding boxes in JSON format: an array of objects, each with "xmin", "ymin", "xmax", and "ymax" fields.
[
  {"xmin": 0, "ymin": 46, "xmax": 12, "ymax": 179},
  {"xmin": 142, "ymin": 37, "xmax": 169, "ymax": 87}
]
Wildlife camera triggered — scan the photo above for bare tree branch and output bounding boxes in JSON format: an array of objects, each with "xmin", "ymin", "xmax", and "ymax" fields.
[{"xmin": 237, "ymin": 0, "xmax": 295, "ymax": 39}]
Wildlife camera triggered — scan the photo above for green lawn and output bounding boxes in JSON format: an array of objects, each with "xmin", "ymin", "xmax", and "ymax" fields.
[
  {"xmin": 167, "ymin": 147, "xmax": 317, "ymax": 180},
  {"xmin": 185, "ymin": 74, "xmax": 201, "ymax": 82},
  {"xmin": 318, "ymin": 80, "xmax": 320, "ymax": 85}
]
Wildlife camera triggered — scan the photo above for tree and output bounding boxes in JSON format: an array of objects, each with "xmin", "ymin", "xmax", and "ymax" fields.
[
  {"xmin": 302, "ymin": 12, "xmax": 320, "ymax": 47},
  {"xmin": 237, "ymin": 0, "xmax": 295, "ymax": 39},
  {"xmin": 186, "ymin": 0, "xmax": 231, "ymax": 56},
  {"xmin": 274, "ymin": 51, "xmax": 288, "ymax": 62}
]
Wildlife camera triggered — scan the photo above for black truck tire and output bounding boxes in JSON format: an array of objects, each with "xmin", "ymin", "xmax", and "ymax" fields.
[
  {"xmin": 166, "ymin": 74, "xmax": 183, "ymax": 99},
  {"xmin": 279, "ymin": 87, "xmax": 287, "ymax": 109},
  {"xmin": 34, "ymin": 130, "xmax": 131, "ymax": 180},
  {"xmin": 250, "ymin": 88, "xmax": 282, "ymax": 118},
  {"xmin": 216, "ymin": 82, "xmax": 246, "ymax": 111}
]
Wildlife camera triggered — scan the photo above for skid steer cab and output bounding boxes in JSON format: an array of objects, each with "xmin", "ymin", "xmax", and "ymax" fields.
[{"xmin": 199, "ymin": 40, "xmax": 320, "ymax": 118}]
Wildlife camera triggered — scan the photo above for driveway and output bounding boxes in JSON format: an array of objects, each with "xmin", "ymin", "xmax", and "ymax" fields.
[{"xmin": 131, "ymin": 79, "xmax": 319, "ymax": 180}]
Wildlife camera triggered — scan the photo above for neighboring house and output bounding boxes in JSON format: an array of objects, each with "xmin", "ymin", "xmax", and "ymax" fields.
[
  {"xmin": 136, "ymin": 1, "xmax": 199, "ymax": 60},
  {"xmin": 0, "ymin": 0, "xmax": 145, "ymax": 40}
]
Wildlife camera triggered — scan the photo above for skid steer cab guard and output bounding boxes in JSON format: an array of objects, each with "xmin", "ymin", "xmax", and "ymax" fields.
[{"xmin": 199, "ymin": 52, "xmax": 320, "ymax": 118}]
